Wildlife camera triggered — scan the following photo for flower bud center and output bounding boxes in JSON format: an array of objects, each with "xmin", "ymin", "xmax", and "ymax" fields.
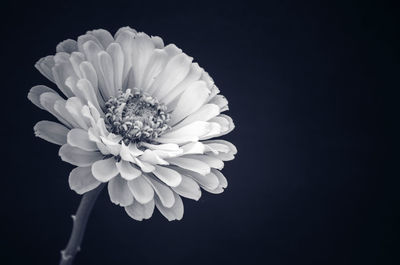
[{"xmin": 104, "ymin": 89, "xmax": 170, "ymax": 144}]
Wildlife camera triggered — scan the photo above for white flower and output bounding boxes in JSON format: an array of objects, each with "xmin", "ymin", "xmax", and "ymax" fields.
[{"xmin": 29, "ymin": 27, "xmax": 236, "ymax": 221}]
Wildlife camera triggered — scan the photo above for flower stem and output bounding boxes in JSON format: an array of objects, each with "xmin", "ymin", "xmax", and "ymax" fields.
[{"xmin": 59, "ymin": 184, "xmax": 105, "ymax": 265}]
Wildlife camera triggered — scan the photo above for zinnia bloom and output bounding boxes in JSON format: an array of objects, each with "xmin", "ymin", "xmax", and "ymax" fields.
[{"xmin": 29, "ymin": 27, "xmax": 236, "ymax": 221}]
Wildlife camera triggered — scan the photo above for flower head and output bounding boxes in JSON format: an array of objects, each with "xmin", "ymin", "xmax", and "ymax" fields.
[{"xmin": 29, "ymin": 27, "xmax": 236, "ymax": 221}]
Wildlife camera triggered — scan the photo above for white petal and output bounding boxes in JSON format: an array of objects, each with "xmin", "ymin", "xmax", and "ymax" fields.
[
  {"xmin": 54, "ymin": 100, "xmax": 81, "ymax": 128},
  {"xmin": 52, "ymin": 62, "xmax": 75, "ymax": 98},
  {"xmin": 155, "ymin": 193, "xmax": 184, "ymax": 221},
  {"xmin": 107, "ymin": 43, "xmax": 124, "ymax": 91},
  {"xmin": 108, "ymin": 176, "xmax": 134, "ymax": 206},
  {"xmin": 68, "ymin": 166, "xmax": 101, "ymax": 194},
  {"xmin": 67, "ymin": 128, "xmax": 98, "ymax": 151},
  {"xmin": 98, "ymin": 51, "xmax": 116, "ymax": 98},
  {"xmin": 82, "ymin": 41, "xmax": 107, "ymax": 100},
  {"xmin": 133, "ymin": 157, "xmax": 155, "ymax": 173},
  {"xmin": 174, "ymin": 104, "xmax": 220, "ymax": 130},
  {"xmin": 59, "ymin": 144, "xmax": 103, "ymax": 166},
  {"xmin": 212, "ymin": 169, "xmax": 228, "ymax": 188},
  {"xmin": 180, "ymin": 142, "xmax": 206, "ymax": 155},
  {"xmin": 157, "ymin": 121, "xmax": 219, "ymax": 144},
  {"xmin": 176, "ymin": 168, "xmax": 219, "ymax": 190},
  {"xmin": 28, "ymin": 85, "xmax": 57, "ymax": 110},
  {"xmin": 183, "ymin": 154, "xmax": 224, "ymax": 170},
  {"xmin": 65, "ymin": 97, "xmax": 90, "ymax": 129},
  {"xmin": 34, "ymin": 120, "xmax": 69, "ymax": 145},
  {"xmin": 130, "ymin": 33, "xmax": 155, "ymax": 88},
  {"xmin": 91, "ymin": 157, "xmax": 119, "ymax": 182},
  {"xmin": 145, "ymin": 176, "xmax": 175, "ymax": 208},
  {"xmin": 161, "ymin": 63, "xmax": 203, "ymax": 105},
  {"xmin": 152, "ymin": 165, "xmax": 182, "ymax": 187},
  {"xmin": 125, "ymin": 199, "xmax": 155, "ymax": 221},
  {"xmin": 89, "ymin": 29, "xmax": 114, "ymax": 49},
  {"xmin": 56, "ymin": 39, "xmax": 78, "ymax": 53},
  {"xmin": 140, "ymin": 49, "xmax": 169, "ymax": 91},
  {"xmin": 35, "ymin": 56, "xmax": 55, "ymax": 82},
  {"xmin": 127, "ymin": 176, "xmax": 154, "ymax": 204},
  {"xmin": 172, "ymin": 174, "xmax": 201, "ymax": 201},
  {"xmin": 116, "ymin": 160, "xmax": 141, "ymax": 180},
  {"xmin": 203, "ymin": 139, "xmax": 237, "ymax": 155},
  {"xmin": 169, "ymin": 81, "xmax": 211, "ymax": 125},
  {"xmin": 148, "ymin": 53, "xmax": 192, "ymax": 96},
  {"xmin": 151, "ymin": 36, "xmax": 164, "ymax": 48},
  {"xmin": 139, "ymin": 150, "xmax": 169, "ymax": 165},
  {"xmin": 167, "ymin": 157, "xmax": 211, "ymax": 175},
  {"xmin": 209, "ymin": 94, "xmax": 229, "ymax": 112},
  {"xmin": 114, "ymin": 29, "xmax": 136, "ymax": 85},
  {"xmin": 75, "ymin": 79, "xmax": 103, "ymax": 113},
  {"xmin": 40, "ymin": 92, "xmax": 72, "ymax": 127},
  {"xmin": 202, "ymin": 114, "xmax": 234, "ymax": 139}
]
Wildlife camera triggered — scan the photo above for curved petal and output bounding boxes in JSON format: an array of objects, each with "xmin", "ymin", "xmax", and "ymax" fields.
[
  {"xmin": 174, "ymin": 104, "xmax": 220, "ymax": 130},
  {"xmin": 91, "ymin": 157, "xmax": 119, "ymax": 182},
  {"xmin": 150, "ymin": 53, "xmax": 193, "ymax": 98},
  {"xmin": 35, "ymin": 56, "xmax": 55, "ymax": 82},
  {"xmin": 145, "ymin": 176, "xmax": 175, "ymax": 208},
  {"xmin": 169, "ymin": 81, "xmax": 210, "ymax": 125},
  {"xmin": 59, "ymin": 144, "xmax": 103, "ymax": 166},
  {"xmin": 166, "ymin": 157, "xmax": 211, "ymax": 175},
  {"xmin": 34, "ymin": 120, "xmax": 69, "ymax": 145},
  {"xmin": 124, "ymin": 199, "xmax": 155, "ymax": 221},
  {"xmin": 116, "ymin": 160, "xmax": 141, "ymax": 180},
  {"xmin": 152, "ymin": 165, "xmax": 182, "ymax": 187},
  {"xmin": 68, "ymin": 166, "xmax": 101, "ymax": 194},
  {"xmin": 108, "ymin": 176, "xmax": 134, "ymax": 206},
  {"xmin": 28, "ymin": 85, "xmax": 57, "ymax": 110},
  {"xmin": 127, "ymin": 176, "xmax": 154, "ymax": 204},
  {"xmin": 67, "ymin": 128, "xmax": 98, "ymax": 151},
  {"xmin": 172, "ymin": 174, "xmax": 201, "ymax": 201},
  {"xmin": 155, "ymin": 193, "xmax": 184, "ymax": 221}
]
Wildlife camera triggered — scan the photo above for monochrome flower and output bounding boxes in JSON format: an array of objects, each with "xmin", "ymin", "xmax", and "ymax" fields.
[{"xmin": 29, "ymin": 27, "xmax": 236, "ymax": 221}]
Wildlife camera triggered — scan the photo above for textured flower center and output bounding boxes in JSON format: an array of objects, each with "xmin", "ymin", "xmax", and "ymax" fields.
[{"xmin": 104, "ymin": 89, "xmax": 170, "ymax": 144}]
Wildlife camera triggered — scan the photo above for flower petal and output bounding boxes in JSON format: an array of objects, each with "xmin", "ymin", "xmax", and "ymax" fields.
[
  {"xmin": 116, "ymin": 160, "xmax": 141, "ymax": 180},
  {"xmin": 166, "ymin": 157, "xmax": 211, "ymax": 175},
  {"xmin": 155, "ymin": 193, "xmax": 184, "ymax": 221},
  {"xmin": 108, "ymin": 176, "xmax": 134, "ymax": 206},
  {"xmin": 172, "ymin": 174, "xmax": 201, "ymax": 201},
  {"xmin": 149, "ymin": 53, "xmax": 192, "ymax": 96},
  {"xmin": 127, "ymin": 175, "xmax": 154, "ymax": 204},
  {"xmin": 124, "ymin": 199, "xmax": 155, "ymax": 221},
  {"xmin": 176, "ymin": 168, "xmax": 219, "ymax": 190},
  {"xmin": 59, "ymin": 144, "xmax": 103, "ymax": 166},
  {"xmin": 169, "ymin": 81, "xmax": 211, "ymax": 125},
  {"xmin": 145, "ymin": 176, "xmax": 175, "ymax": 207},
  {"xmin": 174, "ymin": 104, "xmax": 220, "ymax": 130},
  {"xmin": 156, "ymin": 121, "xmax": 220, "ymax": 144},
  {"xmin": 68, "ymin": 166, "xmax": 101, "ymax": 194},
  {"xmin": 34, "ymin": 120, "xmax": 69, "ymax": 145},
  {"xmin": 161, "ymin": 63, "xmax": 203, "ymax": 105},
  {"xmin": 152, "ymin": 165, "xmax": 182, "ymax": 187},
  {"xmin": 91, "ymin": 157, "xmax": 119, "ymax": 182},
  {"xmin": 107, "ymin": 43, "xmax": 124, "ymax": 91},
  {"xmin": 67, "ymin": 128, "xmax": 98, "ymax": 151},
  {"xmin": 183, "ymin": 154, "xmax": 224, "ymax": 170},
  {"xmin": 28, "ymin": 85, "xmax": 57, "ymax": 110},
  {"xmin": 35, "ymin": 56, "xmax": 55, "ymax": 82},
  {"xmin": 40, "ymin": 92, "xmax": 72, "ymax": 127}
]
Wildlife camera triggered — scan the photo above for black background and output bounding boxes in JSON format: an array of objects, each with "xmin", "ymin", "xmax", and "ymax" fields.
[{"xmin": 1, "ymin": 0, "xmax": 399, "ymax": 264}]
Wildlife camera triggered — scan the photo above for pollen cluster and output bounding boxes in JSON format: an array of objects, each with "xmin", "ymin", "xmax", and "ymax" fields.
[{"xmin": 104, "ymin": 89, "xmax": 170, "ymax": 144}]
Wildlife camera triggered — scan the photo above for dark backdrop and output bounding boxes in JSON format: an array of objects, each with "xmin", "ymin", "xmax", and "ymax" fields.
[{"xmin": 1, "ymin": 0, "xmax": 399, "ymax": 264}]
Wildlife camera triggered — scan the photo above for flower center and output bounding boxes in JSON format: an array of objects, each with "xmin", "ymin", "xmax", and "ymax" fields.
[{"xmin": 104, "ymin": 89, "xmax": 170, "ymax": 144}]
